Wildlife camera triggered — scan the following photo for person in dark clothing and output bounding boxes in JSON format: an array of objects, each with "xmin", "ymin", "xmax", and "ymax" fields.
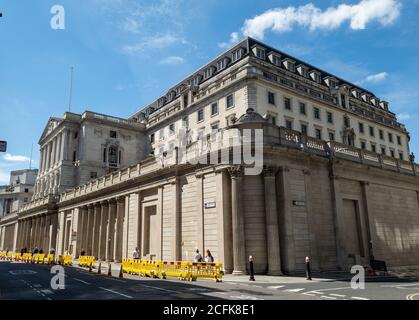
[
  {"xmin": 249, "ymin": 255, "xmax": 255, "ymax": 281},
  {"xmin": 80, "ymin": 248, "xmax": 86, "ymax": 256},
  {"xmin": 305, "ymin": 256, "xmax": 312, "ymax": 280},
  {"xmin": 39, "ymin": 249, "xmax": 44, "ymax": 254}
]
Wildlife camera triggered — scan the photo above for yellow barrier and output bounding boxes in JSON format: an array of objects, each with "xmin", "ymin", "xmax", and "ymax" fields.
[
  {"xmin": 22, "ymin": 253, "xmax": 32, "ymax": 263},
  {"xmin": 58, "ymin": 255, "xmax": 73, "ymax": 266},
  {"xmin": 0, "ymin": 251, "xmax": 6, "ymax": 260},
  {"xmin": 78, "ymin": 255, "xmax": 95, "ymax": 267},
  {"xmin": 7, "ymin": 252, "xmax": 13, "ymax": 261},
  {"xmin": 33, "ymin": 254, "xmax": 46, "ymax": 264},
  {"xmin": 46, "ymin": 254, "xmax": 55, "ymax": 264},
  {"xmin": 14, "ymin": 253, "xmax": 22, "ymax": 261},
  {"xmin": 121, "ymin": 259, "xmax": 223, "ymax": 282}
]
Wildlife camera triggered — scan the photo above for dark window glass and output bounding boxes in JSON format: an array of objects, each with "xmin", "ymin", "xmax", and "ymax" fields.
[
  {"xmin": 315, "ymin": 128, "xmax": 321, "ymax": 139},
  {"xmin": 301, "ymin": 124, "xmax": 307, "ymax": 135},
  {"xmin": 314, "ymin": 107, "xmax": 320, "ymax": 119},
  {"xmin": 226, "ymin": 94, "xmax": 234, "ymax": 109},
  {"xmin": 109, "ymin": 146, "xmax": 118, "ymax": 165},
  {"xmin": 359, "ymin": 122, "xmax": 364, "ymax": 133},
  {"xmin": 299, "ymin": 102, "xmax": 306, "ymax": 115},
  {"xmin": 110, "ymin": 130, "xmax": 117, "ymax": 138},
  {"xmin": 211, "ymin": 103, "xmax": 218, "ymax": 116},
  {"xmin": 327, "ymin": 112, "xmax": 333, "ymax": 123},
  {"xmin": 285, "ymin": 120, "xmax": 292, "ymax": 129},
  {"xmin": 268, "ymin": 92, "xmax": 275, "ymax": 105},
  {"xmin": 284, "ymin": 97, "xmax": 291, "ymax": 110}
]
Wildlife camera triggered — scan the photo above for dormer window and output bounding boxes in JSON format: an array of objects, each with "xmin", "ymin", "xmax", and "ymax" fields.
[
  {"xmin": 203, "ymin": 67, "xmax": 215, "ymax": 79},
  {"xmin": 351, "ymin": 89, "xmax": 360, "ymax": 98},
  {"xmin": 232, "ymin": 48, "xmax": 244, "ymax": 62},
  {"xmin": 268, "ymin": 53, "xmax": 282, "ymax": 66},
  {"xmin": 324, "ymin": 76, "xmax": 338, "ymax": 89},
  {"xmin": 309, "ymin": 70, "xmax": 321, "ymax": 83},
  {"xmin": 361, "ymin": 93, "xmax": 370, "ymax": 103},
  {"xmin": 192, "ymin": 75, "xmax": 202, "ymax": 86},
  {"xmin": 370, "ymin": 97, "xmax": 379, "ymax": 106},
  {"xmin": 254, "ymin": 47, "xmax": 266, "ymax": 60},
  {"xmin": 379, "ymin": 101, "xmax": 389, "ymax": 111},
  {"xmin": 297, "ymin": 65, "xmax": 308, "ymax": 78},
  {"xmin": 217, "ymin": 58, "xmax": 229, "ymax": 71},
  {"xmin": 157, "ymin": 97, "xmax": 166, "ymax": 108},
  {"xmin": 283, "ymin": 58, "xmax": 296, "ymax": 72}
]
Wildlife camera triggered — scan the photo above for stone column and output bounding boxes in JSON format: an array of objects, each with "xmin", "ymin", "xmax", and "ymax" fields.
[
  {"xmin": 216, "ymin": 169, "xmax": 233, "ymax": 273},
  {"xmin": 46, "ymin": 142, "xmax": 51, "ymax": 172},
  {"xmin": 49, "ymin": 214, "xmax": 58, "ymax": 252},
  {"xmin": 361, "ymin": 181, "xmax": 376, "ymax": 261},
  {"xmin": 55, "ymin": 134, "xmax": 62, "ymax": 165},
  {"xmin": 12, "ymin": 223, "xmax": 19, "ymax": 251},
  {"xmin": 51, "ymin": 138, "xmax": 57, "ymax": 168},
  {"xmin": 61, "ymin": 129, "xmax": 69, "ymax": 161},
  {"xmin": 113, "ymin": 197, "xmax": 125, "ymax": 262},
  {"xmin": 77, "ymin": 206, "xmax": 87, "ymax": 256},
  {"xmin": 86, "ymin": 205, "xmax": 94, "ymax": 255},
  {"xmin": 39, "ymin": 149, "xmax": 44, "ymax": 173},
  {"xmin": 196, "ymin": 174, "xmax": 204, "ymax": 254},
  {"xmin": 98, "ymin": 201, "xmax": 108, "ymax": 260},
  {"xmin": 329, "ymin": 172, "xmax": 347, "ymax": 271},
  {"xmin": 43, "ymin": 215, "xmax": 50, "ymax": 251},
  {"xmin": 34, "ymin": 216, "xmax": 41, "ymax": 249},
  {"xmin": 106, "ymin": 199, "xmax": 117, "ymax": 261},
  {"xmin": 228, "ymin": 166, "xmax": 247, "ymax": 275},
  {"xmin": 263, "ymin": 166, "xmax": 283, "ymax": 275},
  {"xmin": 92, "ymin": 203, "xmax": 101, "ymax": 258},
  {"xmin": 172, "ymin": 178, "xmax": 181, "ymax": 261}
]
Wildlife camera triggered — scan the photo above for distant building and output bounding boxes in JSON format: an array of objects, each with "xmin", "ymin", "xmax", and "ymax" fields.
[{"xmin": 0, "ymin": 169, "xmax": 38, "ymax": 217}]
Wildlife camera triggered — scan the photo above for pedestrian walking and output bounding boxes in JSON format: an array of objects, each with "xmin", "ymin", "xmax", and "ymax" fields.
[
  {"xmin": 194, "ymin": 249, "xmax": 203, "ymax": 262},
  {"xmin": 133, "ymin": 247, "xmax": 140, "ymax": 259},
  {"xmin": 249, "ymin": 255, "xmax": 255, "ymax": 281},
  {"xmin": 205, "ymin": 250, "xmax": 214, "ymax": 263},
  {"xmin": 305, "ymin": 256, "xmax": 312, "ymax": 280},
  {"xmin": 80, "ymin": 248, "xmax": 85, "ymax": 256}
]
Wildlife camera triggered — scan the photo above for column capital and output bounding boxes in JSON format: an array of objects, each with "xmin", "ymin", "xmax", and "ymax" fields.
[
  {"xmin": 228, "ymin": 165, "xmax": 243, "ymax": 178},
  {"xmin": 116, "ymin": 196, "xmax": 125, "ymax": 203}
]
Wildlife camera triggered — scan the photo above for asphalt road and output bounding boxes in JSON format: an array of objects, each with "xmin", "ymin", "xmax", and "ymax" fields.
[{"xmin": 1, "ymin": 261, "xmax": 419, "ymax": 300}]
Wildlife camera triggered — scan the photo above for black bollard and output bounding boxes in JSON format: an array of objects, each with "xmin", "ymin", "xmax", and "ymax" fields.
[
  {"xmin": 249, "ymin": 255, "xmax": 255, "ymax": 281},
  {"xmin": 305, "ymin": 256, "xmax": 312, "ymax": 280}
]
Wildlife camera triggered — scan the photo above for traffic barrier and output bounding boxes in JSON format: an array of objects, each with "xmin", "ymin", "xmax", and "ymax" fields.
[
  {"xmin": 7, "ymin": 252, "xmax": 13, "ymax": 261},
  {"xmin": 58, "ymin": 255, "xmax": 73, "ymax": 266},
  {"xmin": 121, "ymin": 259, "xmax": 223, "ymax": 282},
  {"xmin": 0, "ymin": 251, "xmax": 6, "ymax": 260},
  {"xmin": 78, "ymin": 255, "xmax": 95, "ymax": 268},
  {"xmin": 14, "ymin": 253, "xmax": 22, "ymax": 261},
  {"xmin": 46, "ymin": 254, "xmax": 55, "ymax": 264},
  {"xmin": 33, "ymin": 254, "xmax": 46, "ymax": 264},
  {"xmin": 22, "ymin": 253, "xmax": 32, "ymax": 263}
]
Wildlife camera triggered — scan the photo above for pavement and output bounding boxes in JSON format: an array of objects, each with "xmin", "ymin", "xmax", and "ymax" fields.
[{"xmin": 1, "ymin": 260, "xmax": 419, "ymax": 300}]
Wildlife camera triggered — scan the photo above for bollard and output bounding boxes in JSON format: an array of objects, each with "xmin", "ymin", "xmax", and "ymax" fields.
[
  {"xmin": 249, "ymin": 255, "xmax": 255, "ymax": 281},
  {"xmin": 119, "ymin": 265, "xmax": 124, "ymax": 279},
  {"xmin": 107, "ymin": 264, "xmax": 112, "ymax": 277},
  {"xmin": 305, "ymin": 256, "xmax": 312, "ymax": 280},
  {"xmin": 88, "ymin": 261, "xmax": 93, "ymax": 272},
  {"xmin": 97, "ymin": 262, "xmax": 101, "ymax": 275}
]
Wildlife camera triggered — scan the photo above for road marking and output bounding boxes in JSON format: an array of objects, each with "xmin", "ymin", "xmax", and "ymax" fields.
[
  {"xmin": 382, "ymin": 283, "xmax": 419, "ymax": 288},
  {"xmin": 9, "ymin": 270, "xmax": 37, "ymax": 275},
  {"xmin": 302, "ymin": 292, "xmax": 316, "ymax": 296},
  {"xmin": 33, "ymin": 284, "xmax": 42, "ymax": 288},
  {"xmin": 40, "ymin": 289, "xmax": 54, "ymax": 295},
  {"xmin": 229, "ymin": 295, "xmax": 263, "ymax": 300},
  {"xmin": 73, "ymin": 278, "xmax": 91, "ymax": 285},
  {"xmin": 321, "ymin": 295, "xmax": 337, "ymax": 300},
  {"xmin": 267, "ymin": 285, "xmax": 285, "ymax": 290},
  {"xmin": 312, "ymin": 286, "xmax": 351, "ymax": 292},
  {"xmin": 351, "ymin": 296, "xmax": 369, "ymax": 300},
  {"xmin": 140, "ymin": 284, "xmax": 178, "ymax": 293},
  {"xmin": 252, "ymin": 285, "xmax": 262, "ymax": 288},
  {"xmin": 285, "ymin": 288, "xmax": 305, "ymax": 292},
  {"xmin": 406, "ymin": 293, "xmax": 419, "ymax": 300},
  {"xmin": 98, "ymin": 287, "xmax": 133, "ymax": 299},
  {"xmin": 330, "ymin": 293, "xmax": 346, "ymax": 298}
]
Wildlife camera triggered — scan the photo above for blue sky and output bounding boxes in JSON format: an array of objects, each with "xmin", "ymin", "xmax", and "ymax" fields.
[{"xmin": 1, "ymin": 0, "xmax": 419, "ymax": 184}]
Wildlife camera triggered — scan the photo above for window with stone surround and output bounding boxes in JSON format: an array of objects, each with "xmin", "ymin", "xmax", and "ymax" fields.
[
  {"xmin": 197, "ymin": 109, "xmax": 204, "ymax": 122},
  {"xmin": 226, "ymin": 94, "xmax": 234, "ymax": 109},
  {"xmin": 284, "ymin": 97, "xmax": 291, "ymax": 110},
  {"xmin": 314, "ymin": 107, "xmax": 320, "ymax": 120},
  {"xmin": 268, "ymin": 92, "xmax": 275, "ymax": 105}
]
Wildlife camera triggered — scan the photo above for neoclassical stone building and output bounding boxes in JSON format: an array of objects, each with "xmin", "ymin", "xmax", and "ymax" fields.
[{"xmin": 1, "ymin": 38, "xmax": 419, "ymax": 274}]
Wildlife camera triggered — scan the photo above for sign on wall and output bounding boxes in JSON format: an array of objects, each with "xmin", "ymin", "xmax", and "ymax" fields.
[
  {"xmin": 0, "ymin": 141, "xmax": 7, "ymax": 152},
  {"xmin": 204, "ymin": 202, "xmax": 216, "ymax": 209}
]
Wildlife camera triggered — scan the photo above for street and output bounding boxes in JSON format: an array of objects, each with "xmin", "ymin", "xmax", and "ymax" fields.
[{"xmin": 1, "ymin": 261, "xmax": 419, "ymax": 300}]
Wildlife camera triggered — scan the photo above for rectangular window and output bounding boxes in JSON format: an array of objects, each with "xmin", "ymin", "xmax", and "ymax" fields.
[
  {"xmin": 314, "ymin": 107, "xmax": 320, "ymax": 120},
  {"xmin": 397, "ymin": 136, "xmax": 401, "ymax": 145},
  {"xmin": 103, "ymin": 148, "xmax": 107, "ymax": 162},
  {"xmin": 271, "ymin": 116, "xmax": 277, "ymax": 126},
  {"xmin": 327, "ymin": 112, "xmax": 333, "ymax": 124},
  {"xmin": 301, "ymin": 124, "xmax": 308, "ymax": 135},
  {"xmin": 217, "ymin": 59, "xmax": 226, "ymax": 71},
  {"xmin": 315, "ymin": 128, "xmax": 322, "ymax": 140},
  {"xmin": 211, "ymin": 103, "xmax": 218, "ymax": 116},
  {"xmin": 371, "ymin": 144, "xmax": 376, "ymax": 153},
  {"xmin": 388, "ymin": 133, "xmax": 393, "ymax": 143},
  {"xmin": 159, "ymin": 129, "xmax": 164, "ymax": 140},
  {"xmin": 197, "ymin": 109, "xmax": 204, "ymax": 122},
  {"xmin": 399, "ymin": 152, "xmax": 404, "ymax": 160},
  {"xmin": 183, "ymin": 116, "xmax": 189, "ymax": 129},
  {"xmin": 390, "ymin": 150, "xmax": 395, "ymax": 158},
  {"xmin": 268, "ymin": 92, "xmax": 275, "ymax": 105},
  {"xmin": 285, "ymin": 120, "xmax": 293, "ymax": 130},
  {"xmin": 381, "ymin": 147, "xmax": 386, "ymax": 155},
  {"xmin": 72, "ymin": 150, "xmax": 77, "ymax": 162},
  {"xmin": 90, "ymin": 172, "xmax": 97, "ymax": 179},
  {"xmin": 255, "ymin": 47, "xmax": 265, "ymax": 60},
  {"xmin": 361, "ymin": 141, "xmax": 366, "ymax": 150},
  {"xmin": 232, "ymin": 50, "xmax": 242, "ymax": 62},
  {"xmin": 226, "ymin": 94, "xmax": 234, "ymax": 109},
  {"xmin": 369, "ymin": 126, "xmax": 375, "ymax": 137},
  {"xmin": 284, "ymin": 97, "xmax": 291, "ymax": 110},
  {"xmin": 359, "ymin": 122, "xmax": 364, "ymax": 133},
  {"xmin": 379, "ymin": 129, "xmax": 384, "ymax": 140},
  {"xmin": 211, "ymin": 123, "xmax": 219, "ymax": 131},
  {"xmin": 299, "ymin": 102, "xmax": 306, "ymax": 115},
  {"xmin": 110, "ymin": 130, "xmax": 117, "ymax": 138},
  {"xmin": 329, "ymin": 132, "xmax": 335, "ymax": 141}
]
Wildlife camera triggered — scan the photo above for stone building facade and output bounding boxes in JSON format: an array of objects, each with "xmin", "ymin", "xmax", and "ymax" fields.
[{"xmin": 1, "ymin": 38, "xmax": 419, "ymax": 274}]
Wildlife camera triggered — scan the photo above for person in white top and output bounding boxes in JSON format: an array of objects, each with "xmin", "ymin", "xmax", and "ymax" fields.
[
  {"xmin": 194, "ymin": 249, "xmax": 203, "ymax": 262},
  {"xmin": 205, "ymin": 250, "xmax": 214, "ymax": 263},
  {"xmin": 133, "ymin": 247, "xmax": 140, "ymax": 259}
]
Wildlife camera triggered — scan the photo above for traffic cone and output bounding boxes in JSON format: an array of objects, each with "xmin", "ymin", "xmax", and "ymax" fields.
[
  {"xmin": 107, "ymin": 264, "xmax": 112, "ymax": 277},
  {"xmin": 97, "ymin": 262, "xmax": 102, "ymax": 275},
  {"xmin": 119, "ymin": 265, "xmax": 124, "ymax": 279},
  {"xmin": 88, "ymin": 261, "xmax": 93, "ymax": 272}
]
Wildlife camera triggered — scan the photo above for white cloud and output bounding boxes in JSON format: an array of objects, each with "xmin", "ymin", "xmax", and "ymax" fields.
[
  {"xmin": 356, "ymin": 72, "xmax": 388, "ymax": 84},
  {"xmin": 159, "ymin": 56, "xmax": 185, "ymax": 65},
  {"xmin": 0, "ymin": 169, "xmax": 9, "ymax": 185},
  {"xmin": 218, "ymin": 32, "xmax": 241, "ymax": 49},
  {"xmin": 3, "ymin": 153, "xmax": 31, "ymax": 162},
  {"xmin": 122, "ymin": 18, "xmax": 142, "ymax": 34},
  {"xmin": 122, "ymin": 34, "xmax": 187, "ymax": 55},
  {"xmin": 397, "ymin": 113, "xmax": 411, "ymax": 121},
  {"xmin": 241, "ymin": 0, "xmax": 401, "ymax": 39}
]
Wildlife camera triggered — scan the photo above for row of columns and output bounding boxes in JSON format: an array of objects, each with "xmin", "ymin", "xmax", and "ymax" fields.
[
  {"xmin": 60, "ymin": 197, "xmax": 126, "ymax": 262},
  {"xmin": 40, "ymin": 128, "xmax": 69, "ymax": 174}
]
